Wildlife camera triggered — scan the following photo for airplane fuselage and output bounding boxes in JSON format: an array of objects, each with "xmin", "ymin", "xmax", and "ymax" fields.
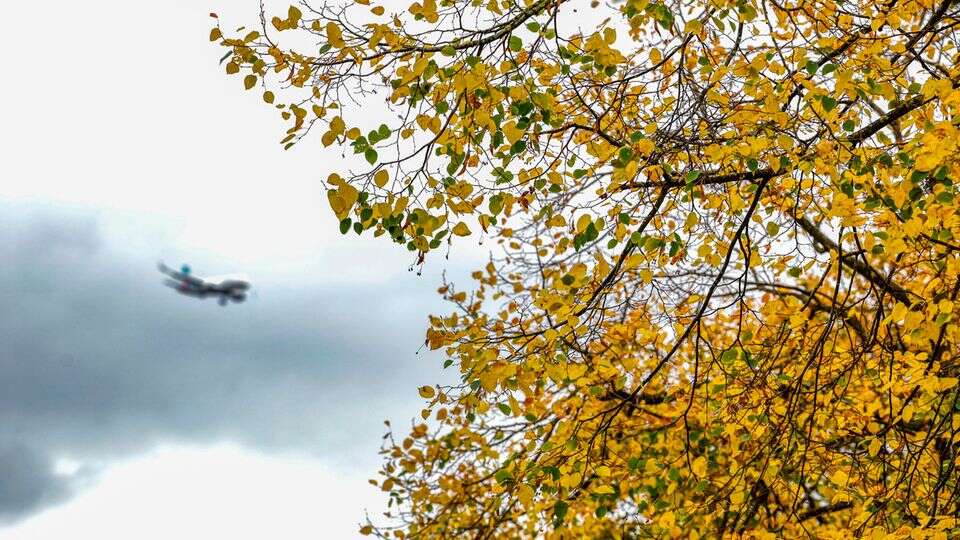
[{"xmin": 158, "ymin": 263, "xmax": 251, "ymax": 305}]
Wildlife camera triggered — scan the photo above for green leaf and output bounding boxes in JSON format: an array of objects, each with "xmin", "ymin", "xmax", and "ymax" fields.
[
  {"xmin": 339, "ymin": 218, "xmax": 352, "ymax": 234},
  {"xmin": 509, "ymin": 36, "xmax": 523, "ymax": 52},
  {"xmin": 497, "ymin": 403, "xmax": 513, "ymax": 415},
  {"xmin": 365, "ymin": 148, "xmax": 378, "ymax": 165},
  {"xmin": 821, "ymin": 95, "xmax": 837, "ymax": 112},
  {"xmin": 489, "ymin": 195, "xmax": 504, "ymax": 215},
  {"xmin": 685, "ymin": 170, "xmax": 701, "ymax": 183},
  {"xmin": 585, "ymin": 222, "xmax": 599, "ymax": 242},
  {"xmin": 805, "ymin": 60, "xmax": 819, "ymax": 75},
  {"xmin": 553, "ymin": 501, "xmax": 569, "ymax": 527},
  {"xmin": 743, "ymin": 349, "xmax": 756, "ymax": 368}
]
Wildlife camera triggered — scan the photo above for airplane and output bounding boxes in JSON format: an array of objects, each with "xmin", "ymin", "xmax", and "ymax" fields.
[{"xmin": 158, "ymin": 262, "xmax": 251, "ymax": 306}]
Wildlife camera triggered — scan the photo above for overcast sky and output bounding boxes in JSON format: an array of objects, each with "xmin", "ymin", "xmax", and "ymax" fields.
[{"xmin": 0, "ymin": 1, "xmax": 486, "ymax": 537}]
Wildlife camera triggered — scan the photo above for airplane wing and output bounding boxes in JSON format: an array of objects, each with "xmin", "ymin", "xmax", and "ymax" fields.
[
  {"xmin": 157, "ymin": 262, "xmax": 205, "ymax": 287},
  {"xmin": 163, "ymin": 279, "xmax": 209, "ymax": 298}
]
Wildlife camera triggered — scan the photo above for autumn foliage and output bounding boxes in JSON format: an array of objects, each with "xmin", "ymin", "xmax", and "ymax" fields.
[{"xmin": 213, "ymin": 0, "xmax": 960, "ymax": 536}]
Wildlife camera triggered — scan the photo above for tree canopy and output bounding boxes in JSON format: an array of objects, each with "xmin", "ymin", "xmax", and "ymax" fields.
[{"xmin": 212, "ymin": 0, "xmax": 960, "ymax": 536}]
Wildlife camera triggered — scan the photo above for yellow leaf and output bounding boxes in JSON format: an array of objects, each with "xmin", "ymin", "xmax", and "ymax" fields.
[
  {"xmin": 321, "ymin": 131, "xmax": 336, "ymax": 147},
  {"xmin": 327, "ymin": 191, "xmax": 346, "ymax": 217},
  {"xmin": 658, "ymin": 510, "xmax": 675, "ymax": 528},
  {"xmin": 371, "ymin": 6, "xmax": 385, "ymax": 16},
  {"xmin": 560, "ymin": 473, "xmax": 579, "ymax": 488},
  {"xmin": 831, "ymin": 469, "xmax": 848, "ymax": 486},
  {"xmin": 418, "ymin": 386, "xmax": 435, "ymax": 398},
  {"xmin": 337, "ymin": 182, "xmax": 359, "ymax": 218},
  {"xmin": 517, "ymin": 484, "xmax": 534, "ymax": 506},
  {"xmin": 903, "ymin": 404, "xmax": 915, "ymax": 422},
  {"xmin": 287, "ymin": 5, "xmax": 302, "ymax": 23},
  {"xmin": 567, "ymin": 363, "xmax": 587, "ymax": 380},
  {"xmin": 330, "ymin": 116, "xmax": 346, "ymax": 135},
  {"xmin": 326, "ymin": 22, "xmax": 345, "ymax": 48},
  {"xmin": 374, "ymin": 170, "xmax": 389, "ymax": 188},
  {"xmin": 452, "ymin": 222, "xmax": 471, "ymax": 236},
  {"xmin": 692, "ymin": 456, "xmax": 707, "ymax": 476},
  {"xmin": 603, "ymin": 28, "xmax": 616, "ymax": 44},
  {"xmin": 502, "ymin": 121, "xmax": 524, "ymax": 144},
  {"xmin": 575, "ymin": 214, "xmax": 593, "ymax": 234}
]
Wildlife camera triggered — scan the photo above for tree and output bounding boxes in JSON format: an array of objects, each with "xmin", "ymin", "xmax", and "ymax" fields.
[{"xmin": 211, "ymin": 0, "xmax": 960, "ymax": 536}]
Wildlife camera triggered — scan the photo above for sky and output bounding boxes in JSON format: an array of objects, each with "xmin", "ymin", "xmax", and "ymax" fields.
[{"xmin": 0, "ymin": 1, "xmax": 486, "ymax": 537}]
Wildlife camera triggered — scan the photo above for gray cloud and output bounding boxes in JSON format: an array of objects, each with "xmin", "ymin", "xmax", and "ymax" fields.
[
  {"xmin": 0, "ymin": 204, "xmax": 457, "ymax": 523},
  {"xmin": 0, "ymin": 443, "xmax": 81, "ymax": 523}
]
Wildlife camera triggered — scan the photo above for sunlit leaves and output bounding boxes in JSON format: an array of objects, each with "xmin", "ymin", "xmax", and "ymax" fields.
[{"xmin": 216, "ymin": 0, "xmax": 960, "ymax": 536}]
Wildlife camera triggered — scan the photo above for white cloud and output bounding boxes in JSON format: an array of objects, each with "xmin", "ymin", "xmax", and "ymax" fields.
[{"xmin": 3, "ymin": 445, "xmax": 381, "ymax": 540}]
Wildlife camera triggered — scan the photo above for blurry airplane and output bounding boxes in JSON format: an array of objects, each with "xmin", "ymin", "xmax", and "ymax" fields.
[{"xmin": 158, "ymin": 262, "xmax": 251, "ymax": 306}]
